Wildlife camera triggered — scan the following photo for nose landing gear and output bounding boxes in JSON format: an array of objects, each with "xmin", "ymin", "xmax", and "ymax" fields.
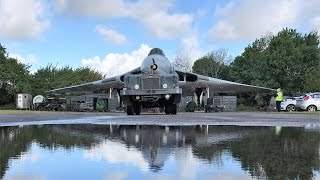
[
  {"xmin": 165, "ymin": 103, "xmax": 177, "ymax": 114},
  {"xmin": 126, "ymin": 102, "xmax": 141, "ymax": 115}
]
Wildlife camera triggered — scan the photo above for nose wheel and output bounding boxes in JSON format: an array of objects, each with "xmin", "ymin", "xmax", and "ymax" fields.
[
  {"xmin": 134, "ymin": 104, "xmax": 141, "ymax": 115},
  {"xmin": 126, "ymin": 103, "xmax": 141, "ymax": 115},
  {"xmin": 126, "ymin": 105, "xmax": 134, "ymax": 115},
  {"xmin": 165, "ymin": 104, "xmax": 177, "ymax": 114}
]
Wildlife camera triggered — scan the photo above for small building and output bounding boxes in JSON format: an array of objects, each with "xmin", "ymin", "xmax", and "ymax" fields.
[
  {"xmin": 16, "ymin": 93, "xmax": 32, "ymax": 110},
  {"xmin": 180, "ymin": 95, "xmax": 237, "ymax": 112}
]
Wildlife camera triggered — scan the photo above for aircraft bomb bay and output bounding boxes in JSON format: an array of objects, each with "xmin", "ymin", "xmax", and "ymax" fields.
[{"xmin": 0, "ymin": 112, "xmax": 319, "ymax": 127}]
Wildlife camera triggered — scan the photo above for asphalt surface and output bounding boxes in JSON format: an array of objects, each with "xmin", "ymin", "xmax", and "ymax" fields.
[{"xmin": 0, "ymin": 111, "xmax": 319, "ymax": 127}]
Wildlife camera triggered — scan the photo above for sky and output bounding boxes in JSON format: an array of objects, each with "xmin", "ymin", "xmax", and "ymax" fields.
[{"xmin": 0, "ymin": 0, "xmax": 319, "ymax": 77}]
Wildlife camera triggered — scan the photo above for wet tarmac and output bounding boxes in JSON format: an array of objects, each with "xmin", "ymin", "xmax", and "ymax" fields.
[{"xmin": 0, "ymin": 111, "xmax": 319, "ymax": 127}]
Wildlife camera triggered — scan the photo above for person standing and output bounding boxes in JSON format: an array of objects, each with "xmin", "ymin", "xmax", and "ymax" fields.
[{"xmin": 275, "ymin": 88, "xmax": 283, "ymax": 112}]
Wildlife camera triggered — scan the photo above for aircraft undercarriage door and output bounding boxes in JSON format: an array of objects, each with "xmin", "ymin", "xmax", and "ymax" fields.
[
  {"xmin": 194, "ymin": 88, "xmax": 205, "ymax": 107},
  {"xmin": 125, "ymin": 96, "xmax": 142, "ymax": 115},
  {"xmin": 116, "ymin": 89, "xmax": 123, "ymax": 109}
]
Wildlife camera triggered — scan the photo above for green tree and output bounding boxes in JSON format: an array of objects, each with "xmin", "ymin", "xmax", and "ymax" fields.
[
  {"xmin": 192, "ymin": 49, "xmax": 231, "ymax": 80},
  {"xmin": 301, "ymin": 32, "xmax": 320, "ymax": 92},
  {"xmin": 267, "ymin": 29, "xmax": 319, "ymax": 92},
  {"xmin": 302, "ymin": 63, "xmax": 320, "ymax": 92},
  {"xmin": 0, "ymin": 43, "xmax": 103, "ymax": 105},
  {"xmin": 74, "ymin": 67, "xmax": 102, "ymax": 84},
  {"xmin": 0, "ymin": 44, "xmax": 31, "ymax": 105},
  {"xmin": 230, "ymin": 34, "xmax": 273, "ymax": 86},
  {"xmin": 230, "ymin": 28, "xmax": 320, "ymax": 94},
  {"xmin": 173, "ymin": 55, "xmax": 192, "ymax": 72},
  {"xmin": 31, "ymin": 64, "xmax": 102, "ymax": 96},
  {"xmin": 31, "ymin": 64, "xmax": 59, "ymax": 96}
]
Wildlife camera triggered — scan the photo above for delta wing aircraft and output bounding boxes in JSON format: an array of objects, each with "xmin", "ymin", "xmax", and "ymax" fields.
[{"xmin": 48, "ymin": 48, "xmax": 275, "ymax": 115}]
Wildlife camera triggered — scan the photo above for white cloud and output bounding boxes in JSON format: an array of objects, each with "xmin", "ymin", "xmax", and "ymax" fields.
[
  {"xmin": 208, "ymin": 0, "xmax": 305, "ymax": 41},
  {"xmin": 81, "ymin": 44, "xmax": 151, "ymax": 77},
  {"xmin": 104, "ymin": 171, "xmax": 129, "ymax": 180},
  {"xmin": 310, "ymin": 16, "xmax": 320, "ymax": 31},
  {"xmin": 140, "ymin": 11, "xmax": 193, "ymax": 39},
  {"xmin": 214, "ymin": 2, "xmax": 235, "ymax": 17},
  {"xmin": 95, "ymin": 25, "xmax": 127, "ymax": 44},
  {"xmin": 3, "ymin": 174, "xmax": 44, "ymax": 180},
  {"xmin": 18, "ymin": 148, "xmax": 41, "ymax": 163},
  {"xmin": 177, "ymin": 33, "xmax": 204, "ymax": 62},
  {"xmin": 173, "ymin": 147, "xmax": 200, "ymax": 179},
  {"xmin": 0, "ymin": 0, "xmax": 49, "ymax": 40},
  {"xmin": 203, "ymin": 174, "xmax": 254, "ymax": 180},
  {"xmin": 129, "ymin": 0, "xmax": 193, "ymax": 39},
  {"xmin": 55, "ymin": 0, "xmax": 129, "ymax": 18},
  {"xmin": 83, "ymin": 140, "xmax": 149, "ymax": 171},
  {"xmin": 54, "ymin": 0, "xmax": 193, "ymax": 40},
  {"xmin": 9, "ymin": 53, "xmax": 38, "ymax": 65}
]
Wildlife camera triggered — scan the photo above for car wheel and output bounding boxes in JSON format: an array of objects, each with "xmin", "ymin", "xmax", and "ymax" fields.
[
  {"xmin": 307, "ymin": 105, "xmax": 317, "ymax": 112},
  {"xmin": 286, "ymin": 104, "xmax": 295, "ymax": 112}
]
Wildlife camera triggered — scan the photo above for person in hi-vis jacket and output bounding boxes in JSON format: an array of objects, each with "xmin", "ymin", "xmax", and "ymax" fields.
[{"xmin": 275, "ymin": 88, "xmax": 283, "ymax": 112}]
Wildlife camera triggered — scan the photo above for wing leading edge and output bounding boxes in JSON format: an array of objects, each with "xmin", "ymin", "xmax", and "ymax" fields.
[
  {"xmin": 47, "ymin": 67, "xmax": 142, "ymax": 94},
  {"xmin": 176, "ymin": 69, "xmax": 276, "ymax": 94},
  {"xmin": 46, "ymin": 76, "xmax": 124, "ymax": 94}
]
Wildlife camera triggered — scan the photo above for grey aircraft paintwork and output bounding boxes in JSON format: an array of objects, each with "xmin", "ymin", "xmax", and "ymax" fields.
[{"xmin": 47, "ymin": 48, "xmax": 276, "ymax": 115}]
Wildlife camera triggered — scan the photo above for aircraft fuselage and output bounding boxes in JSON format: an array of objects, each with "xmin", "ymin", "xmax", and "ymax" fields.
[{"xmin": 120, "ymin": 48, "xmax": 182, "ymax": 115}]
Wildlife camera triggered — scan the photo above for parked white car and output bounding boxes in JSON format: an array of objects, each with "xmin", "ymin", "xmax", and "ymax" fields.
[
  {"xmin": 296, "ymin": 92, "xmax": 320, "ymax": 112},
  {"xmin": 280, "ymin": 96, "xmax": 303, "ymax": 112}
]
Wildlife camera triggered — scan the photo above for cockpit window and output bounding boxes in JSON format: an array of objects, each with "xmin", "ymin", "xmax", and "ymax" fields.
[{"xmin": 148, "ymin": 48, "xmax": 165, "ymax": 56}]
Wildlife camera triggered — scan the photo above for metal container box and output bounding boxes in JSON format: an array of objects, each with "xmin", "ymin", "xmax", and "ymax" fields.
[
  {"xmin": 205, "ymin": 96, "xmax": 237, "ymax": 112},
  {"xmin": 16, "ymin": 93, "xmax": 32, "ymax": 110}
]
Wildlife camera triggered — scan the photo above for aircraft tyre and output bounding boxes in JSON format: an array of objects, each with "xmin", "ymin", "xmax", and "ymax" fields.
[
  {"xmin": 171, "ymin": 104, "xmax": 177, "ymax": 114},
  {"xmin": 133, "ymin": 104, "xmax": 141, "ymax": 115},
  {"xmin": 165, "ymin": 104, "xmax": 177, "ymax": 115},
  {"xmin": 126, "ymin": 105, "xmax": 134, "ymax": 115},
  {"xmin": 165, "ymin": 105, "xmax": 170, "ymax": 114}
]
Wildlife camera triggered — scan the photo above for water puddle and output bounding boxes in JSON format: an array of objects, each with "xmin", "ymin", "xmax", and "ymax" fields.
[{"xmin": 1, "ymin": 124, "xmax": 320, "ymax": 179}]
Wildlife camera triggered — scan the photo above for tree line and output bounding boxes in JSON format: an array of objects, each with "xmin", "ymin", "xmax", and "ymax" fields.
[
  {"xmin": 177, "ymin": 28, "xmax": 320, "ymax": 95},
  {"xmin": 0, "ymin": 47, "xmax": 102, "ymax": 105},
  {"xmin": 1, "ymin": 28, "xmax": 319, "ymax": 106}
]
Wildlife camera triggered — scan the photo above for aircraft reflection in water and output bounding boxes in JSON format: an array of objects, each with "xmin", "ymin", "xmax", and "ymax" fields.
[{"xmin": 1, "ymin": 125, "xmax": 320, "ymax": 179}]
